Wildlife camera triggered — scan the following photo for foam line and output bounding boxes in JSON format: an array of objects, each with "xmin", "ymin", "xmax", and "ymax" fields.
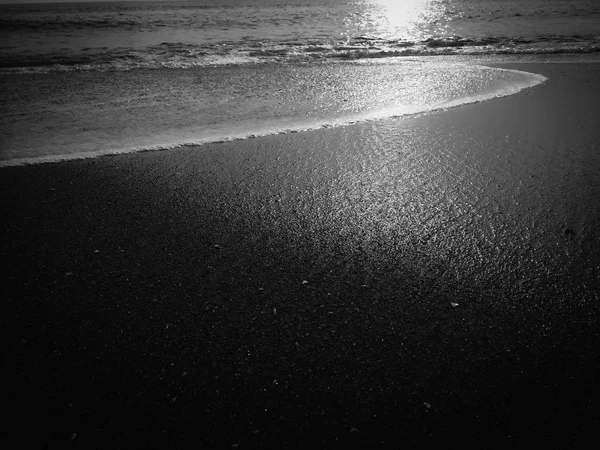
[{"xmin": 0, "ymin": 66, "xmax": 547, "ymax": 168}]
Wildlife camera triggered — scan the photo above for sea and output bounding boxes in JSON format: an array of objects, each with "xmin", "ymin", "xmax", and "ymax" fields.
[{"xmin": 1, "ymin": 0, "xmax": 599, "ymax": 165}]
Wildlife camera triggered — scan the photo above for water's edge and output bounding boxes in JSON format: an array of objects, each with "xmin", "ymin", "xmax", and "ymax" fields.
[{"xmin": 0, "ymin": 65, "xmax": 546, "ymax": 168}]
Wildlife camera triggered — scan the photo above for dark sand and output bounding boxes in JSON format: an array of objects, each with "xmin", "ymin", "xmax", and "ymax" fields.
[{"xmin": 2, "ymin": 62, "xmax": 599, "ymax": 448}]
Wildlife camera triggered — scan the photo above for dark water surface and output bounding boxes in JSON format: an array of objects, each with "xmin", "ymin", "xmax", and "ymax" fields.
[{"xmin": 1, "ymin": 0, "xmax": 599, "ymax": 70}]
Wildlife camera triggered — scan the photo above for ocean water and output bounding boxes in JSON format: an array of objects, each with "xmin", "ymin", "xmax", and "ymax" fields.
[
  {"xmin": 1, "ymin": 0, "xmax": 597, "ymax": 165},
  {"xmin": 2, "ymin": 0, "xmax": 599, "ymax": 70}
]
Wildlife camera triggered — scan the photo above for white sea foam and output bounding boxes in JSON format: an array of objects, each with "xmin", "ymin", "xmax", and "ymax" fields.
[{"xmin": 0, "ymin": 62, "xmax": 546, "ymax": 168}]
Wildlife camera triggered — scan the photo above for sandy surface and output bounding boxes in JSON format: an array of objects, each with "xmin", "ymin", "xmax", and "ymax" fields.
[{"xmin": 2, "ymin": 62, "xmax": 599, "ymax": 448}]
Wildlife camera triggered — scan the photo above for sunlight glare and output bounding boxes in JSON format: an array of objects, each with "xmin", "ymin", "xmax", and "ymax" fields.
[{"xmin": 367, "ymin": 0, "xmax": 443, "ymax": 40}]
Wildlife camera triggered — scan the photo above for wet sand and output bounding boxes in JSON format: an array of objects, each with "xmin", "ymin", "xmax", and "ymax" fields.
[{"xmin": 2, "ymin": 62, "xmax": 599, "ymax": 448}]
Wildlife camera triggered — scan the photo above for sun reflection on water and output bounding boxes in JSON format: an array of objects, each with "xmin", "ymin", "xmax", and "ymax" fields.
[{"xmin": 357, "ymin": 0, "xmax": 448, "ymax": 41}]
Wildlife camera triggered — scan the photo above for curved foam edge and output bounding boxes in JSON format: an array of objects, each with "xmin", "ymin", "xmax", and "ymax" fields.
[
  {"xmin": 440, "ymin": 66, "xmax": 548, "ymax": 109},
  {"xmin": 0, "ymin": 66, "xmax": 547, "ymax": 169}
]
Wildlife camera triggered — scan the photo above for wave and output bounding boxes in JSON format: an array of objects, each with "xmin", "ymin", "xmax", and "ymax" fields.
[
  {"xmin": 1, "ymin": 36, "xmax": 598, "ymax": 73},
  {"xmin": 0, "ymin": 66, "xmax": 547, "ymax": 168}
]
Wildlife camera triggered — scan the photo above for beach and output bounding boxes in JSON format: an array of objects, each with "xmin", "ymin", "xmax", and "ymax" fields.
[{"xmin": 2, "ymin": 61, "xmax": 599, "ymax": 448}]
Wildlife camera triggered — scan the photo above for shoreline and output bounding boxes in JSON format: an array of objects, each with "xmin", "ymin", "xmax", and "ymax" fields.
[
  {"xmin": 0, "ymin": 59, "xmax": 546, "ymax": 168},
  {"xmin": 3, "ymin": 62, "xmax": 600, "ymax": 448}
]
